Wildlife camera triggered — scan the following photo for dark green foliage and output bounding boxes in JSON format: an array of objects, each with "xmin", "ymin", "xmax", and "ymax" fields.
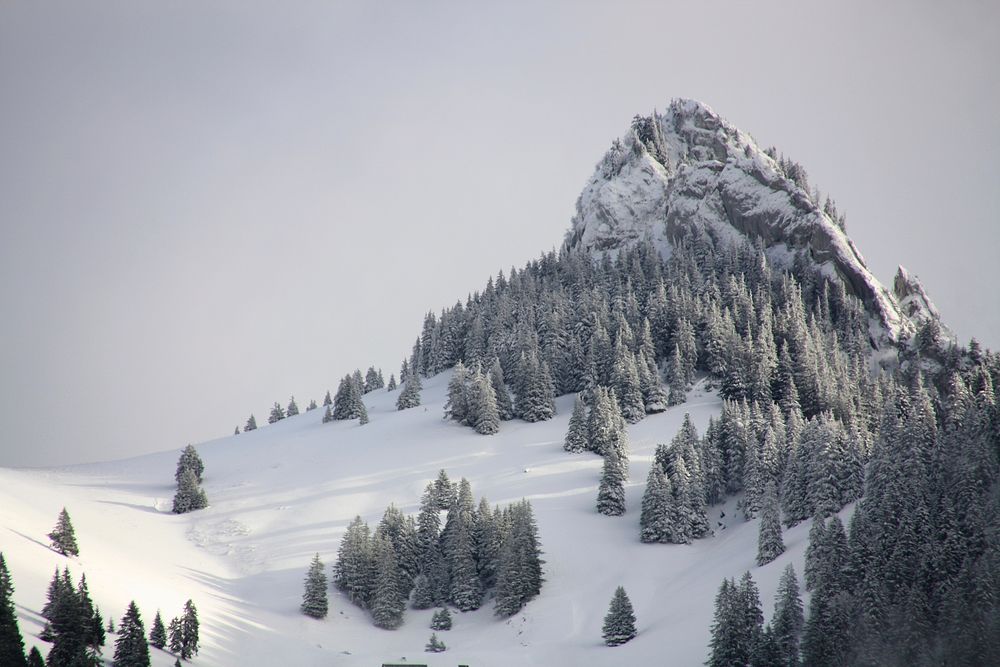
[
  {"xmin": 48, "ymin": 508, "xmax": 79, "ymax": 557},
  {"xmin": 494, "ymin": 500, "xmax": 543, "ymax": 617},
  {"xmin": 430, "ymin": 608, "xmax": 452, "ymax": 631},
  {"xmin": 0, "ymin": 554, "xmax": 27, "ymax": 667},
  {"xmin": 112, "ymin": 602, "xmax": 149, "ymax": 667},
  {"xmin": 179, "ymin": 600, "xmax": 199, "ymax": 660},
  {"xmin": 167, "ymin": 617, "xmax": 181, "ymax": 654},
  {"xmin": 172, "ymin": 467, "xmax": 208, "ymax": 514},
  {"xmin": 148, "ymin": 611, "xmax": 166, "ymax": 650},
  {"xmin": 300, "ymin": 554, "xmax": 328, "ymax": 619},
  {"xmin": 396, "ymin": 369, "xmax": 422, "ymax": 410},
  {"xmin": 27, "ymin": 647, "xmax": 44, "ymax": 667},
  {"xmin": 707, "ymin": 573, "xmax": 763, "ymax": 667},
  {"xmin": 602, "ymin": 586, "xmax": 637, "ymax": 646},
  {"xmin": 771, "ymin": 564, "xmax": 803, "ymax": 666},
  {"xmin": 424, "ymin": 632, "xmax": 446, "ymax": 653},
  {"xmin": 370, "ymin": 536, "xmax": 406, "ymax": 629},
  {"xmin": 756, "ymin": 482, "xmax": 785, "ymax": 566},
  {"xmin": 563, "ymin": 396, "xmax": 588, "ymax": 453}
]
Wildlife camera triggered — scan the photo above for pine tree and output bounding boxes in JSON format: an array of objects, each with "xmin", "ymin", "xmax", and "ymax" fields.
[
  {"xmin": 48, "ymin": 508, "xmax": 79, "ymax": 557},
  {"xmin": 756, "ymin": 482, "xmax": 785, "ymax": 566},
  {"xmin": 244, "ymin": 414, "xmax": 257, "ymax": 431},
  {"xmin": 333, "ymin": 375, "xmax": 366, "ymax": 420},
  {"xmin": 386, "ymin": 374, "xmax": 397, "ymax": 391},
  {"xmin": 489, "ymin": 358, "xmax": 514, "ymax": 421},
  {"xmin": 410, "ymin": 574, "xmax": 434, "ymax": 610},
  {"xmin": 0, "ymin": 554, "xmax": 27, "ymax": 667},
  {"xmin": 113, "ymin": 602, "xmax": 149, "ymax": 667},
  {"xmin": 306, "ymin": 399, "xmax": 318, "ymax": 411},
  {"xmin": 179, "ymin": 600, "xmax": 199, "ymax": 660},
  {"xmin": 148, "ymin": 611, "xmax": 166, "ymax": 650},
  {"xmin": 424, "ymin": 632, "xmax": 446, "ymax": 653},
  {"xmin": 470, "ymin": 370, "xmax": 500, "ymax": 435},
  {"xmin": 430, "ymin": 608, "xmax": 452, "ymax": 631},
  {"xmin": 596, "ymin": 444, "xmax": 627, "ymax": 516},
  {"xmin": 268, "ymin": 401, "xmax": 285, "ymax": 424},
  {"xmin": 300, "ymin": 554, "xmax": 328, "ymax": 619},
  {"xmin": 444, "ymin": 361, "xmax": 470, "ymax": 424},
  {"xmin": 494, "ymin": 500, "xmax": 544, "ymax": 617},
  {"xmin": 370, "ymin": 536, "xmax": 405, "ymax": 630},
  {"xmin": 172, "ymin": 467, "xmax": 208, "ymax": 514},
  {"xmin": 26, "ymin": 647, "xmax": 43, "ymax": 667},
  {"xmin": 667, "ymin": 344, "xmax": 687, "ymax": 406},
  {"xmin": 107, "ymin": 616, "xmax": 115, "ymax": 634},
  {"xmin": 167, "ymin": 618, "xmax": 181, "ymax": 654},
  {"xmin": 602, "ymin": 586, "xmax": 637, "ymax": 646},
  {"xmin": 771, "ymin": 564, "xmax": 803, "ymax": 667},
  {"xmin": 563, "ymin": 396, "xmax": 588, "ymax": 453},
  {"xmin": 46, "ymin": 568, "xmax": 87, "ymax": 667},
  {"xmin": 323, "ymin": 390, "xmax": 332, "ymax": 406},
  {"xmin": 286, "ymin": 396, "xmax": 299, "ymax": 417},
  {"xmin": 333, "ymin": 516, "xmax": 375, "ymax": 608},
  {"xmin": 396, "ymin": 369, "xmax": 422, "ymax": 410},
  {"xmin": 639, "ymin": 465, "xmax": 676, "ymax": 543},
  {"xmin": 612, "ymin": 342, "xmax": 646, "ymax": 423}
]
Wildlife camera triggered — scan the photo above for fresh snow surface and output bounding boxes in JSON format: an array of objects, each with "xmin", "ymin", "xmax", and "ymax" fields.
[{"xmin": 1, "ymin": 371, "xmax": 838, "ymax": 666}]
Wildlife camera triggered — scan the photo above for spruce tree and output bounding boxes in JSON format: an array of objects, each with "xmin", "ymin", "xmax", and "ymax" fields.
[
  {"xmin": 268, "ymin": 401, "xmax": 285, "ymax": 424},
  {"xmin": 172, "ymin": 467, "xmax": 208, "ymax": 514},
  {"xmin": 113, "ymin": 602, "xmax": 149, "ymax": 667},
  {"xmin": 411, "ymin": 574, "xmax": 434, "ymax": 610},
  {"xmin": 470, "ymin": 370, "xmax": 500, "ymax": 435},
  {"xmin": 396, "ymin": 369, "xmax": 422, "ymax": 410},
  {"xmin": 370, "ymin": 536, "xmax": 405, "ymax": 630},
  {"xmin": 300, "ymin": 554, "xmax": 328, "ymax": 619},
  {"xmin": 444, "ymin": 361, "xmax": 470, "ymax": 424},
  {"xmin": 639, "ymin": 465, "xmax": 675, "ymax": 543},
  {"xmin": 26, "ymin": 647, "xmax": 43, "ymax": 667},
  {"xmin": 175, "ymin": 444, "xmax": 205, "ymax": 484},
  {"xmin": 489, "ymin": 358, "xmax": 514, "ymax": 421},
  {"xmin": 667, "ymin": 344, "xmax": 687, "ymax": 406},
  {"xmin": 563, "ymin": 396, "xmax": 588, "ymax": 453},
  {"xmin": 0, "ymin": 554, "xmax": 27, "ymax": 667},
  {"xmin": 596, "ymin": 444, "xmax": 627, "ymax": 516},
  {"xmin": 430, "ymin": 608, "xmax": 452, "ymax": 631},
  {"xmin": 286, "ymin": 396, "xmax": 299, "ymax": 417},
  {"xmin": 307, "ymin": 399, "xmax": 317, "ymax": 411},
  {"xmin": 612, "ymin": 342, "xmax": 646, "ymax": 423},
  {"xmin": 424, "ymin": 632, "xmax": 446, "ymax": 652},
  {"xmin": 244, "ymin": 414, "xmax": 257, "ymax": 431},
  {"xmin": 148, "ymin": 611, "xmax": 166, "ymax": 650},
  {"xmin": 323, "ymin": 390, "xmax": 332, "ymax": 406},
  {"xmin": 386, "ymin": 374, "xmax": 397, "ymax": 391},
  {"xmin": 179, "ymin": 600, "xmax": 199, "ymax": 660},
  {"xmin": 756, "ymin": 482, "xmax": 785, "ymax": 566},
  {"xmin": 46, "ymin": 568, "xmax": 87, "ymax": 667},
  {"xmin": 48, "ymin": 508, "xmax": 79, "ymax": 557},
  {"xmin": 602, "ymin": 586, "xmax": 637, "ymax": 646},
  {"xmin": 771, "ymin": 564, "xmax": 803, "ymax": 667},
  {"xmin": 167, "ymin": 617, "xmax": 181, "ymax": 654},
  {"xmin": 322, "ymin": 404, "xmax": 333, "ymax": 423}
]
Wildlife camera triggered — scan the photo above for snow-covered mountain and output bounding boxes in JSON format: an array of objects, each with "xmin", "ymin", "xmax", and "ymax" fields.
[{"xmin": 565, "ymin": 99, "xmax": 947, "ymax": 348}]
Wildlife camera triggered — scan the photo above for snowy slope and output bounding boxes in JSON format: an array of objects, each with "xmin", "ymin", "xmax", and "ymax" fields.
[{"xmin": 1, "ymin": 373, "xmax": 841, "ymax": 666}]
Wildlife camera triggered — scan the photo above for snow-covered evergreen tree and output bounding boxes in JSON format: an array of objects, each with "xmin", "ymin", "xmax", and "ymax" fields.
[
  {"xmin": 469, "ymin": 369, "xmax": 500, "ymax": 435},
  {"xmin": 167, "ymin": 617, "xmax": 181, "ymax": 654},
  {"xmin": 300, "ymin": 554, "xmax": 328, "ymax": 619},
  {"xmin": 443, "ymin": 361, "xmax": 470, "ymax": 425},
  {"xmin": 386, "ymin": 373, "xmax": 397, "ymax": 391},
  {"xmin": 430, "ymin": 608, "xmax": 452, "ymax": 631},
  {"xmin": 396, "ymin": 369, "xmax": 422, "ymax": 410},
  {"xmin": 601, "ymin": 586, "xmax": 637, "ymax": 646},
  {"xmin": 148, "ymin": 611, "xmax": 166, "ymax": 650},
  {"xmin": 244, "ymin": 414, "xmax": 257, "ymax": 431},
  {"xmin": 268, "ymin": 401, "xmax": 285, "ymax": 424},
  {"xmin": 563, "ymin": 396, "xmax": 588, "ymax": 453},
  {"xmin": 172, "ymin": 467, "xmax": 208, "ymax": 514},
  {"xmin": 756, "ymin": 482, "xmax": 785, "ymax": 566},
  {"xmin": 370, "ymin": 535, "xmax": 405, "ymax": 629},
  {"xmin": 0, "ymin": 553, "xmax": 26, "ymax": 667},
  {"xmin": 286, "ymin": 396, "xmax": 299, "ymax": 417},
  {"xmin": 179, "ymin": 600, "xmax": 199, "ymax": 660},
  {"xmin": 424, "ymin": 632, "xmax": 446, "ymax": 653},
  {"xmin": 48, "ymin": 508, "xmax": 79, "ymax": 557},
  {"xmin": 596, "ymin": 443, "xmax": 627, "ymax": 516},
  {"xmin": 489, "ymin": 358, "xmax": 514, "ymax": 421},
  {"xmin": 306, "ymin": 398, "xmax": 317, "ymax": 411},
  {"xmin": 322, "ymin": 390, "xmax": 332, "ymax": 406},
  {"xmin": 113, "ymin": 602, "xmax": 149, "ymax": 667},
  {"xmin": 611, "ymin": 341, "xmax": 645, "ymax": 423},
  {"xmin": 771, "ymin": 564, "xmax": 803, "ymax": 666},
  {"xmin": 494, "ymin": 500, "xmax": 543, "ymax": 617}
]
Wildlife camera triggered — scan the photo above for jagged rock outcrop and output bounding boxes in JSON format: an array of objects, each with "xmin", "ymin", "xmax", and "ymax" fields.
[{"xmin": 564, "ymin": 99, "xmax": 945, "ymax": 349}]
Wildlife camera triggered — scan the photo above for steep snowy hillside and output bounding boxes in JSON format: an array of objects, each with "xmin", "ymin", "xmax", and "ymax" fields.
[
  {"xmin": 1, "ymin": 374, "xmax": 835, "ymax": 666},
  {"xmin": 564, "ymin": 99, "xmax": 945, "ymax": 349}
]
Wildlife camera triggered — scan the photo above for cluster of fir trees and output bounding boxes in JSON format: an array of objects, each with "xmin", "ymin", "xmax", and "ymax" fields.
[
  {"xmin": 323, "ymin": 371, "xmax": 371, "ymax": 425},
  {"xmin": 329, "ymin": 471, "xmax": 543, "ymax": 628},
  {"xmin": 703, "ymin": 347, "xmax": 1000, "ymax": 665},
  {"xmin": 172, "ymin": 445, "xmax": 208, "ymax": 514},
  {"xmin": 37, "ymin": 566, "xmax": 105, "ymax": 666},
  {"xmin": 443, "ymin": 359, "xmax": 513, "ymax": 435},
  {"xmin": 707, "ymin": 566, "xmax": 803, "ymax": 667}
]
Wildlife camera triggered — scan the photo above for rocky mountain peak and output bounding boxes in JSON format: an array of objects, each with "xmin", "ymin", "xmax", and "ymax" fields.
[{"xmin": 564, "ymin": 98, "xmax": 945, "ymax": 349}]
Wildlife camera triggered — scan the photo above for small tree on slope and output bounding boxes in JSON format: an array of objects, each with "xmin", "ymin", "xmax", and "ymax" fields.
[
  {"xmin": 300, "ymin": 554, "xmax": 328, "ymax": 619},
  {"xmin": 756, "ymin": 482, "xmax": 786, "ymax": 566},
  {"xmin": 48, "ymin": 508, "xmax": 79, "ymax": 557},
  {"xmin": 149, "ymin": 610, "xmax": 166, "ymax": 650},
  {"xmin": 602, "ymin": 586, "xmax": 637, "ymax": 646}
]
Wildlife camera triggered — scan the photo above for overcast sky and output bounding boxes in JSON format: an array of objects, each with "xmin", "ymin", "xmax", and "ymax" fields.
[{"xmin": 1, "ymin": 1, "xmax": 997, "ymax": 467}]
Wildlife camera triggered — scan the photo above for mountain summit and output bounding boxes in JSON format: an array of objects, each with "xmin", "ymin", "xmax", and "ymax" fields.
[{"xmin": 564, "ymin": 99, "xmax": 943, "ymax": 349}]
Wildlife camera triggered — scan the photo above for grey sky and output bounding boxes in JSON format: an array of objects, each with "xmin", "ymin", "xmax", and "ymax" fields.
[{"xmin": 1, "ymin": 1, "xmax": 998, "ymax": 467}]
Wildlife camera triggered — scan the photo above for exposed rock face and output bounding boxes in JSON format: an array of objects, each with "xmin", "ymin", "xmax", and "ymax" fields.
[
  {"xmin": 564, "ymin": 99, "xmax": 944, "ymax": 348},
  {"xmin": 894, "ymin": 266, "xmax": 954, "ymax": 339}
]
